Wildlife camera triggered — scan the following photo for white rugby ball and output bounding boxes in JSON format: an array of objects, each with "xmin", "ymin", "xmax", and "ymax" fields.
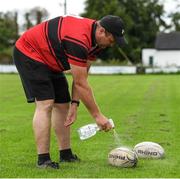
[
  {"xmin": 133, "ymin": 141, "xmax": 165, "ymax": 159},
  {"xmin": 108, "ymin": 147, "xmax": 138, "ymax": 168}
]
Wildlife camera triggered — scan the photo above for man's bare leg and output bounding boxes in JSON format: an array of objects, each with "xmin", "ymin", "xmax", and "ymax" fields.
[
  {"xmin": 33, "ymin": 99, "xmax": 54, "ymax": 154},
  {"xmin": 51, "ymin": 103, "xmax": 70, "ymax": 150},
  {"xmin": 52, "ymin": 103, "xmax": 80, "ymax": 162}
]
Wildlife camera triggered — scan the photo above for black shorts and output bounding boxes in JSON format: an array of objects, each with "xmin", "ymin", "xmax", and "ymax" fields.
[{"xmin": 13, "ymin": 47, "xmax": 71, "ymax": 103}]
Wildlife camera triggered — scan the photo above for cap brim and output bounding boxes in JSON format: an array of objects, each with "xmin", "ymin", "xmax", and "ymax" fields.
[{"xmin": 115, "ymin": 36, "xmax": 127, "ymax": 46}]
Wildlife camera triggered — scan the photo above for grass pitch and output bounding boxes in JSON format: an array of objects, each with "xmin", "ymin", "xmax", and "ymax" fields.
[{"xmin": 0, "ymin": 74, "xmax": 180, "ymax": 178}]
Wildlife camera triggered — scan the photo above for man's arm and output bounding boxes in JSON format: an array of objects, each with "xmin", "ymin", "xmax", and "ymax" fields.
[
  {"xmin": 64, "ymin": 61, "xmax": 94, "ymax": 127},
  {"xmin": 71, "ymin": 60, "xmax": 92, "ymax": 102},
  {"xmin": 67, "ymin": 64, "xmax": 112, "ymax": 131},
  {"xmin": 71, "ymin": 64, "xmax": 99, "ymax": 117}
]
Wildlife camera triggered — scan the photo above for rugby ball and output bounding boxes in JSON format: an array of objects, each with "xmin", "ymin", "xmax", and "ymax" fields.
[
  {"xmin": 108, "ymin": 147, "xmax": 138, "ymax": 168},
  {"xmin": 133, "ymin": 141, "xmax": 165, "ymax": 159}
]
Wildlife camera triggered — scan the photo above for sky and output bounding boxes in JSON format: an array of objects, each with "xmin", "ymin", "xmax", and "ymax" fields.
[
  {"xmin": 0, "ymin": 0, "xmax": 179, "ymax": 22},
  {"xmin": 0, "ymin": 0, "xmax": 86, "ymax": 18}
]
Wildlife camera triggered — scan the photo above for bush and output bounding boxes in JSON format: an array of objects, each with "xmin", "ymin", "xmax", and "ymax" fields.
[{"xmin": 0, "ymin": 47, "xmax": 13, "ymax": 64}]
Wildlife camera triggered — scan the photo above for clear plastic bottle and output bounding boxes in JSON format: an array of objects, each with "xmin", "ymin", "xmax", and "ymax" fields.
[{"xmin": 77, "ymin": 119, "xmax": 115, "ymax": 140}]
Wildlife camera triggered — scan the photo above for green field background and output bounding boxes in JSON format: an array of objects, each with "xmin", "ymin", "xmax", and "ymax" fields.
[{"xmin": 0, "ymin": 74, "xmax": 180, "ymax": 178}]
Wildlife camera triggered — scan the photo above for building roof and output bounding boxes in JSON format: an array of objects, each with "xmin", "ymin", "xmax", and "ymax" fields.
[{"xmin": 155, "ymin": 32, "xmax": 180, "ymax": 50}]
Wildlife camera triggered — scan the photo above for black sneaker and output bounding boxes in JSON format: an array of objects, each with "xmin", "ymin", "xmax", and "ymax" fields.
[
  {"xmin": 60, "ymin": 154, "xmax": 80, "ymax": 163},
  {"xmin": 37, "ymin": 160, "xmax": 59, "ymax": 169}
]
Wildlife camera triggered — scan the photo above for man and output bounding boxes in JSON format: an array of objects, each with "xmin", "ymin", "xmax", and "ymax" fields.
[{"xmin": 13, "ymin": 15, "xmax": 126, "ymax": 169}]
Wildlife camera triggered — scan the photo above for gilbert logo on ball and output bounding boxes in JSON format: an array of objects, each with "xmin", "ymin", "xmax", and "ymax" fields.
[{"xmin": 108, "ymin": 147, "xmax": 138, "ymax": 168}]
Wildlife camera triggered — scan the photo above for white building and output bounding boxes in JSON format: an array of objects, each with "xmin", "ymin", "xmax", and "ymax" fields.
[{"xmin": 142, "ymin": 32, "xmax": 180, "ymax": 67}]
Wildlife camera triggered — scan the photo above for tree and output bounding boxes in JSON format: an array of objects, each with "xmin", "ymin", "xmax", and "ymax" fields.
[
  {"xmin": 82, "ymin": 0, "xmax": 167, "ymax": 64},
  {"xmin": 169, "ymin": 12, "xmax": 180, "ymax": 31},
  {"xmin": 24, "ymin": 12, "xmax": 33, "ymax": 30},
  {"xmin": 23, "ymin": 7, "xmax": 49, "ymax": 31},
  {"xmin": 0, "ymin": 11, "xmax": 19, "ymax": 63},
  {"xmin": 0, "ymin": 11, "xmax": 19, "ymax": 49},
  {"xmin": 14, "ymin": 11, "xmax": 19, "ymax": 41},
  {"xmin": 29, "ymin": 7, "xmax": 49, "ymax": 25}
]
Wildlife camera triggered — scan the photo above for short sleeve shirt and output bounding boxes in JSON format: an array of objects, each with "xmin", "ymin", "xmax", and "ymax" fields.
[{"xmin": 16, "ymin": 15, "xmax": 101, "ymax": 72}]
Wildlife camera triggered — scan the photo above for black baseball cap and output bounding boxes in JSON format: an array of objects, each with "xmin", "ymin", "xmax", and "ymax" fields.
[{"xmin": 99, "ymin": 15, "xmax": 127, "ymax": 46}]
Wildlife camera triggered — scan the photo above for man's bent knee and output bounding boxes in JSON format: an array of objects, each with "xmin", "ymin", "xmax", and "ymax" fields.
[
  {"xmin": 53, "ymin": 103, "xmax": 70, "ymax": 110},
  {"xmin": 35, "ymin": 99, "xmax": 54, "ymax": 112}
]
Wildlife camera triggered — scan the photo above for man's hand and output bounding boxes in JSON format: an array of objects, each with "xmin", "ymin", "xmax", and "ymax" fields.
[
  {"xmin": 95, "ymin": 113, "xmax": 113, "ymax": 132},
  {"xmin": 64, "ymin": 103, "xmax": 78, "ymax": 127}
]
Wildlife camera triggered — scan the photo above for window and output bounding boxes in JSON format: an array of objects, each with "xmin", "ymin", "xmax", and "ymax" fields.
[{"xmin": 149, "ymin": 56, "xmax": 153, "ymax": 66}]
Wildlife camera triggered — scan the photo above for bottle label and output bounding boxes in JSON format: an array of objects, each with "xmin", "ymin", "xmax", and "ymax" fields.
[{"xmin": 78, "ymin": 124, "xmax": 97, "ymax": 140}]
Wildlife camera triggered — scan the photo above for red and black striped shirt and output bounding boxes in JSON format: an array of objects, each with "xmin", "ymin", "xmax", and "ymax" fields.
[{"xmin": 16, "ymin": 15, "xmax": 101, "ymax": 72}]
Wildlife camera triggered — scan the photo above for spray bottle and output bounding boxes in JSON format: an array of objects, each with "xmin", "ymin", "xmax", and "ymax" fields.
[{"xmin": 77, "ymin": 119, "xmax": 115, "ymax": 140}]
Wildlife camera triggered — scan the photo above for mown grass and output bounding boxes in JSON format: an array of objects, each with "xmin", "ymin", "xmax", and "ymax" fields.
[{"xmin": 0, "ymin": 74, "xmax": 180, "ymax": 178}]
